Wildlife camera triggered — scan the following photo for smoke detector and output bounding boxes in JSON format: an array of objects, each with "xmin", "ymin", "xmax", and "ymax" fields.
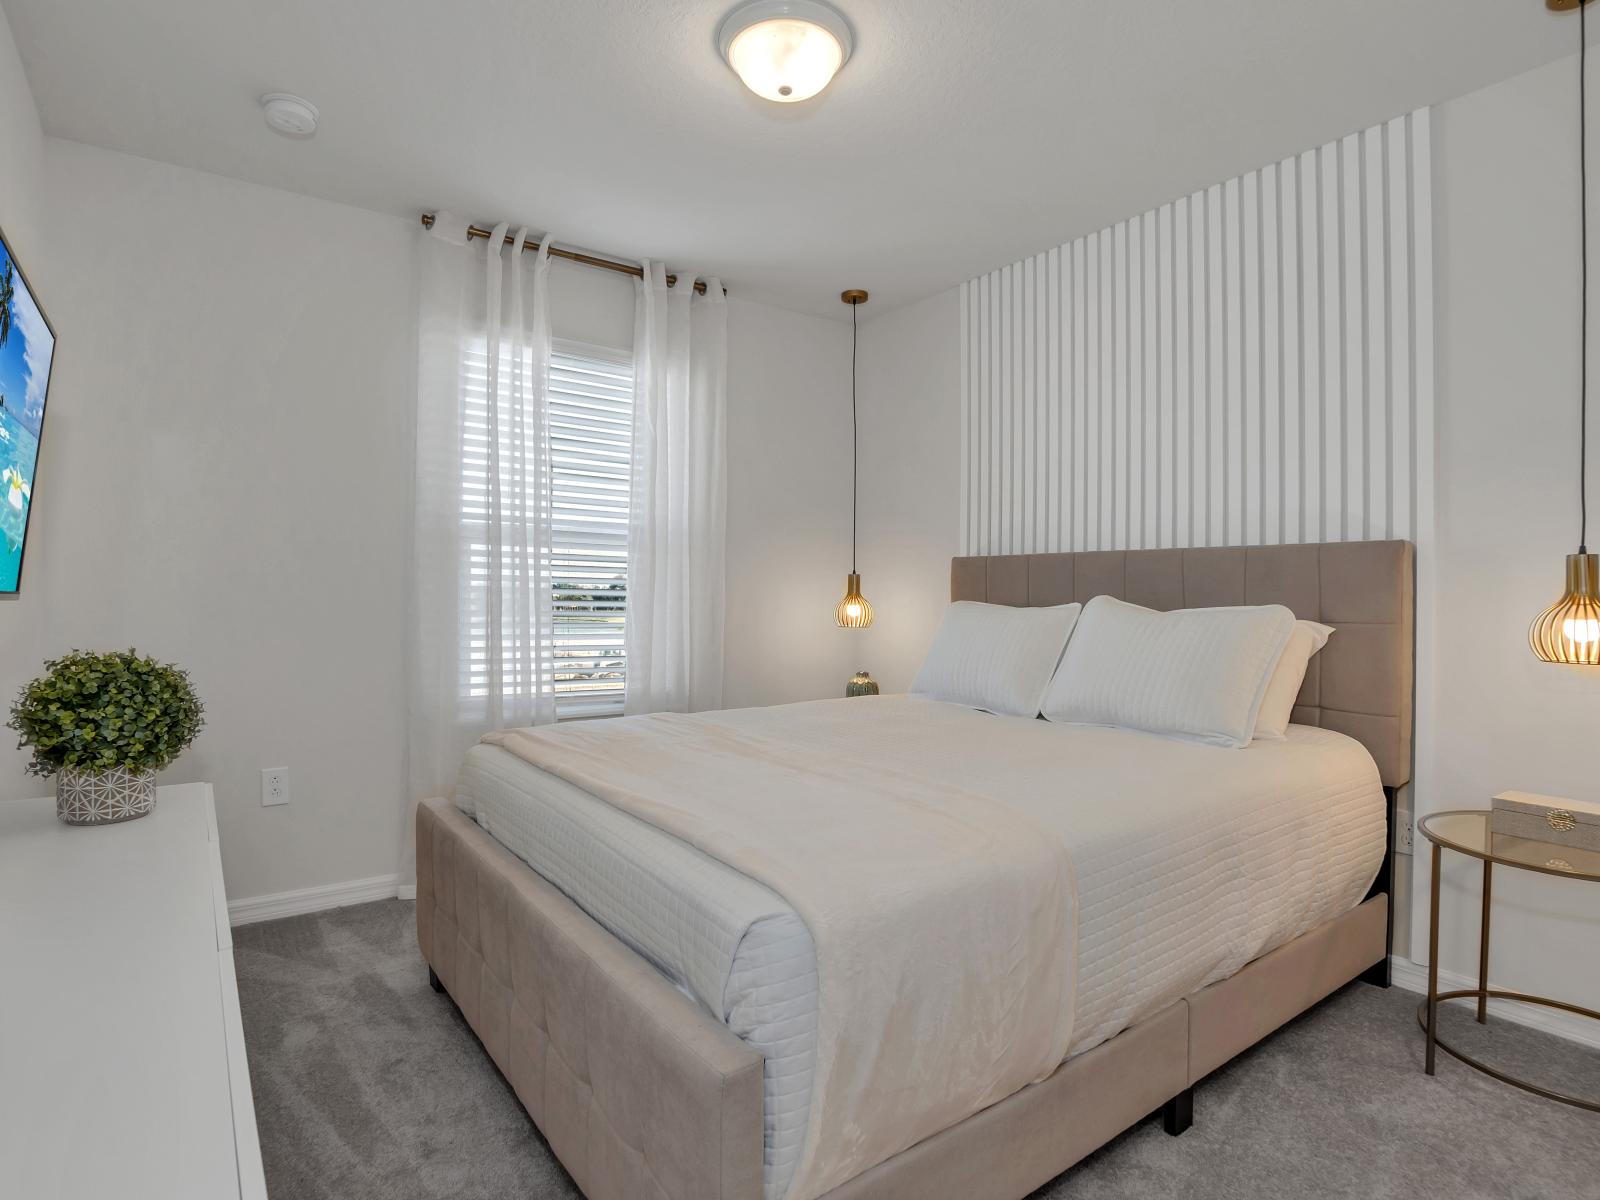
[{"xmin": 260, "ymin": 93, "xmax": 319, "ymax": 139}]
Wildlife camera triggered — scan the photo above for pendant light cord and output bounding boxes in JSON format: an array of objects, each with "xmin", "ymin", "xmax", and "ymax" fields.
[
  {"xmin": 1584, "ymin": 0, "xmax": 1591, "ymax": 554},
  {"xmin": 851, "ymin": 297, "xmax": 859, "ymax": 574}
]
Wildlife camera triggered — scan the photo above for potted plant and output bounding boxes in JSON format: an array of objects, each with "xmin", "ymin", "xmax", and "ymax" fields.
[{"xmin": 7, "ymin": 649, "xmax": 205, "ymax": 825}]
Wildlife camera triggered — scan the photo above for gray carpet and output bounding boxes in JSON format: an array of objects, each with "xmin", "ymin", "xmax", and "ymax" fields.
[{"xmin": 235, "ymin": 901, "xmax": 1600, "ymax": 1200}]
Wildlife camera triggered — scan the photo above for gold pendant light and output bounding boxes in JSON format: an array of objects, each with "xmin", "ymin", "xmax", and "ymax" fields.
[
  {"xmin": 835, "ymin": 571, "xmax": 873, "ymax": 628},
  {"xmin": 1531, "ymin": 553, "xmax": 1600, "ymax": 663},
  {"xmin": 836, "ymin": 289, "xmax": 873, "ymax": 629},
  {"xmin": 1533, "ymin": 0, "xmax": 1600, "ymax": 664}
]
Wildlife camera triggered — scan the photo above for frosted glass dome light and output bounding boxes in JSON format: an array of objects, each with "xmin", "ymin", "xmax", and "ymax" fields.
[{"xmin": 718, "ymin": 1, "xmax": 853, "ymax": 103}]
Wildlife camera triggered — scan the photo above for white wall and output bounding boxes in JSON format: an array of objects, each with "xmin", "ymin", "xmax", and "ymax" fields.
[
  {"xmin": 723, "ymin": 297, "xmax": 858, "ymax": 708},
  {"xmin": 0, "ymin": 4, "xmax": 39, "ymax": 253},
  {"xmin": 1423, "ymin": 52, "xmax": 1600, "ymax": 1011},
  {"xmin": 3, "ymin": 138, "xmax": 420, "ymax": 903},
  {"xmin": 856, "ymin": 288, "xmax": 961, "ymax": 692}
]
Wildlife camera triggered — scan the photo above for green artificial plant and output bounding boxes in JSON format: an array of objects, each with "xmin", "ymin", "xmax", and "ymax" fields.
[{"xmin": 7, "ymin": 649, "xmax": 205, "ymax": 777}]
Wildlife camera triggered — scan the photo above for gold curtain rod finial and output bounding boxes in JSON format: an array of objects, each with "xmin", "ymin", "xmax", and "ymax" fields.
[{"xmin": 841, "ymin": 289, "xmax": 868, "ymax": 305}]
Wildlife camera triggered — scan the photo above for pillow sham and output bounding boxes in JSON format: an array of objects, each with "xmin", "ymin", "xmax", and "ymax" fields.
[
  {"xmin": 1040, "ymin": 596, "xmax": 1296, "ymax": 748},
  {"xmin": 1252, "ymin": 620, "xmax": 1336, "ymax": 740},
  {"xmin": 911, "ymin": 601, "xmax": 1083, "ymax": 718}
]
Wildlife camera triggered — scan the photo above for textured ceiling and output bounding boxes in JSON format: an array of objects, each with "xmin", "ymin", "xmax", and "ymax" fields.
[{"xmin": 4, "ymin": 0, "xmax": 1587, "ymax": 318}]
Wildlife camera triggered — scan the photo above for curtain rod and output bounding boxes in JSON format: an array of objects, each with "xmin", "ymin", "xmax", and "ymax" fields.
[{"xmin": 418, "ymin": 214, "xmax": 722, "ymax": 296}]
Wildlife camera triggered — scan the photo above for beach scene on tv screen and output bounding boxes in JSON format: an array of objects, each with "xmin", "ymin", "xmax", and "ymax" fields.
[{"xmin": 0, "ymin": 232, "xmax": 52, "ymax": 593}]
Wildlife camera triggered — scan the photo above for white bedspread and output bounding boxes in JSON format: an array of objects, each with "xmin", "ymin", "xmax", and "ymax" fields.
[
  {"xmin": 466, "ymin": 696, "xmax": 1384, "ymax": 1200},
  {"xmin": 486, "ymin": 700, "xmax": 1079, "ymax": 1200}
]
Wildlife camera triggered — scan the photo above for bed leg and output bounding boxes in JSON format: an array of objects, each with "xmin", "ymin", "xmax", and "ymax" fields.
[
  {"xmin": 1359, "ymin": 956, "xmax": 1391, "ymax": 988},
  {"xmin": 1358, "ymin": 786, "xmax": 1396, "ymax": 992},
  {"xmin": 428, "ymin": 967, "xmax": 445, "ymax": 995},
  {"xmin": 1161, "ymin": 1087, "xmax": 1193, "ymax": 1136}
]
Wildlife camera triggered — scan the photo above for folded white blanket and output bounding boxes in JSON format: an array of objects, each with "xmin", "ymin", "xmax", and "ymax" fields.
[{"xmin": 486, "ymin": 700, "xmax": 1079, "ymax": 1200}]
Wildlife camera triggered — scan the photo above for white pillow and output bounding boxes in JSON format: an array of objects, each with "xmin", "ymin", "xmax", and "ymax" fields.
[
  {"xmin": 1252, "ymin": 621, "xmax": 1336, "ymax": 740},
  {"xmin": 1040, "ymin": 596, "xmax": 1296, "ymax": 748},
  {"xmin": 911, "ymin": 601, "xmax": 1083, "ymax": 718}
]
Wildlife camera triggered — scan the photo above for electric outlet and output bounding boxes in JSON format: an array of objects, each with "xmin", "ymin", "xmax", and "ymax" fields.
[
  {"xmin": 261, "ymin": 767, "xmax": 290, "ymax": 807},
  {"xmin": 1395, "ymin": 811, "xmax": 1415, "ymax": 856}
]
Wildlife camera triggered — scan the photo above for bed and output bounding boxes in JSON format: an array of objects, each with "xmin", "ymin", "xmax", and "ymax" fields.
[{"xmin": 416, "ymin": 539, "xmax": 1414, "ymax": 1200}]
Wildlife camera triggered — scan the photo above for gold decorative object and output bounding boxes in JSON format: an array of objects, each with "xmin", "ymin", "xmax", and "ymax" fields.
[
  {"xmin": 846, "ymin": 670, "xmax": 879, "ymax": 698},
  {"xmin": 1492, "ymin": 790, "xmax": 1600, "ymax": 852},
  {"xmin": 1533, "ymin": 0, "xmax": 1600, "ymax": 664}
]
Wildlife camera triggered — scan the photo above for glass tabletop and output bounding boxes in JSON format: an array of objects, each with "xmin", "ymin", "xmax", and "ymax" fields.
[{"xmin": 1419, "ymin": 810, "xmax": 1600, "ymax": 882}]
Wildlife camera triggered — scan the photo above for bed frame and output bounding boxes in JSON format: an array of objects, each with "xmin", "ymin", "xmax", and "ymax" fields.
[{"xmin": 417, "ymin": 539, "xmax": 1414, "ymax": 1200}]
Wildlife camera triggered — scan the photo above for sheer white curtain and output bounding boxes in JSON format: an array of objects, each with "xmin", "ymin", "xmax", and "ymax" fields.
[
  {"xmin": 624, "ymin": 262, "xmax": 728, "ymax": 714},
  {"xmin": 408, "ymin": 213, "xmax": 558, "ymax": 825}
]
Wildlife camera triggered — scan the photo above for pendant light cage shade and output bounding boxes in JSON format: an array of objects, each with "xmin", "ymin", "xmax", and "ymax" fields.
[
  {"xmin": 1531, "ymin": 554, "xmax": 1600, "ymax": 663},
  {"xmin": 835, "ymin": 572, "xmax": 874, "ymax": 629}
]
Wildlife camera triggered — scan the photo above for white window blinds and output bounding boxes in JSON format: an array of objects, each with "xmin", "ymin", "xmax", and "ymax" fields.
[
  {"xmin": 460, "ymin": 339, "xmax": 634, "ymax": 719},
  {"xmin": 548, "ymin": 342, "xmax": 634, "ymax": 717}
]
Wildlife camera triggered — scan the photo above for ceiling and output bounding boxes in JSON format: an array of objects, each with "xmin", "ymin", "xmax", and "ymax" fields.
[{"xmin": 4, "ymin": 0, "xmax": 1588, "ymax": 319}]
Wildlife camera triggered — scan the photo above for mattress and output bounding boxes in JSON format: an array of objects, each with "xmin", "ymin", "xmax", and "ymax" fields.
[{"xmin": 454, "ymin": 698, "xmax": 1384, "ymax": 1200}]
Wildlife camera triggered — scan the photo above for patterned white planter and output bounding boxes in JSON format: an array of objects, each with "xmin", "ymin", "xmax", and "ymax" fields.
[{"xmin": 55, "ymin": 766, "xmax": 157, "ymax": 826}]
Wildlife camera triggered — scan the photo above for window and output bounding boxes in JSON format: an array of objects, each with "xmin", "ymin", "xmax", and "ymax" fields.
[
  {"xmin": 460, "ymin": 339, "xmax": 634, "ymax": 719},
  {"xmin": 548, "ymin": 342, "xmax": 634, "ymax": 717}
]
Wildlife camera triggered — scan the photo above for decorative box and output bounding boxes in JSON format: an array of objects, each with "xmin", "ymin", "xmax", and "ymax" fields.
[{"xmin": 1491, "ymin": 791, "xmax": 1600, "ymax": 852}]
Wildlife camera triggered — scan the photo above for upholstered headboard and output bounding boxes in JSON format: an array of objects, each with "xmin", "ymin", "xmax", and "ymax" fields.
[{"xmin": 951, "ymin": 541, "xmax": 1415, "ymax": 788}]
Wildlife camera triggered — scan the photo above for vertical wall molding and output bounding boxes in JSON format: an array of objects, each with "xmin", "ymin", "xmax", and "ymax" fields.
[{"xmin": 960, "ymin": 109, "xmax": 1433, "ymax": 556}]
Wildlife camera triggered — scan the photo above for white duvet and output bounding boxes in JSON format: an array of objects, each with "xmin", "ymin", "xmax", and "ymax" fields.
[{"xmin": 467, "ymin": 696, "xmax": 1384, "ymax": 1200}]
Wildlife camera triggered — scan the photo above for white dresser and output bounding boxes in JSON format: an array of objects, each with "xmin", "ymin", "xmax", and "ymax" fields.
[{"xmin": 0, "ymin": 783, "xmax": 267, "ymax": 1200}]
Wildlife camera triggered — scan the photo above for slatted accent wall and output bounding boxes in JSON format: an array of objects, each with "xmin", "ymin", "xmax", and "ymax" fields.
[{"xmin": 959, "ymin": 109, "xmax": 1433, "ymax": 556}]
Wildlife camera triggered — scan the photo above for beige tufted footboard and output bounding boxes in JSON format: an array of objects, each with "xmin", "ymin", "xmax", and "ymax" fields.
[{"xmin": 416, "ymin": 797, "xmax": 766, "ymax": 1200}]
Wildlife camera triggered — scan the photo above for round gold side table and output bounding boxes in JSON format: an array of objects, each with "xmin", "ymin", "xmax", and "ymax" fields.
[{"xmin": 1417, "ymin": 809, "xmax": 1600, "ymax": 1112}]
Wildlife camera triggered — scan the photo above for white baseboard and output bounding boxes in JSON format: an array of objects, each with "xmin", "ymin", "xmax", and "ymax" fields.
[
  {"xmin": 228, "ymin": 873, "xmax": 403, "ymax": 926},
  {"xmin": 1389, "ymin": 956, "xmax": 1600, "ymax": 1051},
  {"xmin": 396, "ymin": 883, "xmax": 417, "ymax": 901}
]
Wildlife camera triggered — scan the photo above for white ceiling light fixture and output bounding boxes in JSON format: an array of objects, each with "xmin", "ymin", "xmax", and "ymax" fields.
[
  {"xmin": 717, "ymin": 0, "xmax": 853, "ymax": 103},
  {"xmin": 259, "ymin": 92, "xmax": 319, "ymax": 139}
]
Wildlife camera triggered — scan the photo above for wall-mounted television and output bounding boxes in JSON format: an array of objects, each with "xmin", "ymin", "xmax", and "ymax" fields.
[{"xmin": 0, "ymin": 223, "xmax": 54, "ymax": 594}]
